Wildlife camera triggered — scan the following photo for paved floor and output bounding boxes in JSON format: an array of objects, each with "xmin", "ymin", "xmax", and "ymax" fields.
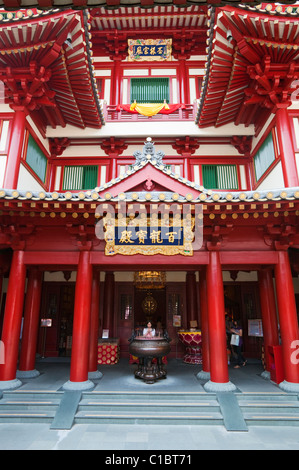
[{"xmin": 1, "ymin": 357, "xmax": 299, "ymax": 450}]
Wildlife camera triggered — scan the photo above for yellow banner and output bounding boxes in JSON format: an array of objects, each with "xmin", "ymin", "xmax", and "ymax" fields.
[{"xmin": 130, "ymin": 102, "xmax": 169, "ymax": 117}]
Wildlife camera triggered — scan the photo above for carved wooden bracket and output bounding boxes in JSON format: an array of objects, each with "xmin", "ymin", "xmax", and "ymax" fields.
[
  {"xmin": 0, "ymin": 62, "xmax": 56, "ymax": 113},
  {"xmin": 245, "ymin": 56, "xmax": 299, "ymax": 111},
  {"xmin": 49, "ymin": 138, "xmax": 71, "ymax": 157},
  {"xmin": 230, "ymin": 135, "xmax": 252, "ymax": 155},
  {"xmin": 100, "ymin": 137, "xmax": 128, "ymax": 157},
  {"xmin": 172, "ymin": 136, "xmax": 200, "ymax": 156}
]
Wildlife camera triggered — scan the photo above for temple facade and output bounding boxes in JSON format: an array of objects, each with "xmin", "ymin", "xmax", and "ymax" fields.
[{"xmin": 0, "ymin": 3, "xmax": 299, "ymax": 393}]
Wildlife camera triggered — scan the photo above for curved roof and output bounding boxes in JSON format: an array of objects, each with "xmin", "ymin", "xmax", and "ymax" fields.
[
  {"xmin": 197, "ymin": 3, "xmax": 299, "ymax": 128},
  {"xmin": 0, "ymin": 1, "xmax": 298, "ymax": 10},
  {"xmin": 0, "ymin": 9, "xmax": 104, "ymax": 129}
]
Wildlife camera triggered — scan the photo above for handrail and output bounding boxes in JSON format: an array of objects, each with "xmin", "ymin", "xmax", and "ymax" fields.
[{"xmin": 103, "ymin": 102, "xmax": 197, "ymax": 122}]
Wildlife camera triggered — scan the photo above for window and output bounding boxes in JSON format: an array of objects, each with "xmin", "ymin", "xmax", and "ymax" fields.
[
  {"xmin": 254, "ymin": 132, "xmax": 275, "ymax": 182},
  {"xmin": 63, "ymin": 165, "xmax": 98, "ymax": 190},
  {"xmin": 202, "ymin": 164, "xmax": 238, "ymax": 190},
  {"xmin": 130, "ymin": 77, "xmax": 170, "ymax": 103},
  {"xmin": 25, "ymin": 134, "xmax": 48, "ymax": 183}
]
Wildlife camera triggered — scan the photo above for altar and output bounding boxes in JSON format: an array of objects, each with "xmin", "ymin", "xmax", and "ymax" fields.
[{"xmin": 178, "ymin": 331, "xmax": 202, "ymax": 364}]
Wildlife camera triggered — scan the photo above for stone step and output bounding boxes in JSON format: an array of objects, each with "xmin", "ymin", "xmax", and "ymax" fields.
[
  {"xmin": 236, "ymin": 393, "xmax": 299, "ymax": 402},
  {"xmin": 78, "ymin": 400, "xmax": 220, "ymax": 413},
  {"xmin": 81, "ymin": 391, "xmax": 216, "ymax": 402},
  {"xmin": 0, "ymin": 391, "xmax": 62, "ymax": 424},
  {"xmin": 0, "ymin": 409, "xmax": 56, "ymax": 423},
  {"xmin": 74, "ymin": 409, "xmax": 224, "ymax": 426},
  {"xmin": 1, "ymin": 391, "xmax": 64, "ymax": 400},
  {"xmin": 239, "ymin": 402, "xmax": 299, "ymax": 413},
  {"xmin": 243, "ymin": 414, "xmax": 299, "ymax": 426}
]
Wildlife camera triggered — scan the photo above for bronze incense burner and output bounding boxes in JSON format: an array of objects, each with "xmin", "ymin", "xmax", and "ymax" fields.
[{"xmin": 129, "ymin": 333, "xmax": 171, "ymax": 384}]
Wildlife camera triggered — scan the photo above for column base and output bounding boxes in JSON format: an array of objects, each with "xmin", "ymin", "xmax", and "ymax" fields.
[
  {"xmin": 0, "ymin": 378, "xmax": 22, "ymax": 390},
  {"xmin": 204, "ymin": 380, "xmax": 236, "ymax": 393},
  {"xmin": 16, "ymin": 369, "xmax": 40, "ymax": 379},
  {"xmin": 196, "ymin": 370, "xmax": 210, "ymax": 380},
  {"xmin": 260, "ymin": 370, "xmax": 270, "ymax": 380},
  {"xmin": 88, "ymin": 370, "xmax": 103, "ymax": 380},
  {"xmin": 279, "ymin": 380, "xmax": 299, "ymax": 393},
  {"xmin": 62, "ymin": 379, "xmax": 94, "ymax": 391}
]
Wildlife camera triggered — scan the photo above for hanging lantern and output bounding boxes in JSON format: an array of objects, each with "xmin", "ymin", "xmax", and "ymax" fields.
[{"xmin": 134, "ymin": 271, "xmax": 166, "ymax": 290}]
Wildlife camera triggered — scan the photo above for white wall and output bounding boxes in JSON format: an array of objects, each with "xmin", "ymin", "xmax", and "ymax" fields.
[
  {"xmin": 256, "ymin": 161, "xmax": 284, "ymax": 190},
  {"xmin": 17, "ymin": 164, "xmax": 45, "ymax": 192}
]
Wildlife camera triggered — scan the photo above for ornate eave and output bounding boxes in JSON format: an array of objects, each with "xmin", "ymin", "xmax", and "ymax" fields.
[
  {"xmin": 0, "ymin": 8, "xmax": 104, "ymax": 129},
  {"xmin": 0, "ymin": 2, "xmax": 299, "ymax": 11},
  {"xmin": 197, "ymin": 3, "xmax": 299, "ymax": 129}
]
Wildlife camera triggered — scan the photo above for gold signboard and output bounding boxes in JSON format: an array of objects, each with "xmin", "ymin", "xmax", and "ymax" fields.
[
  {"xmin": 104, "ymin": 215, "xmax": 194, "ymax": 256},
  {"xmin": 128, "ymin": 39, "xmax": 172, "ymax": 62}
]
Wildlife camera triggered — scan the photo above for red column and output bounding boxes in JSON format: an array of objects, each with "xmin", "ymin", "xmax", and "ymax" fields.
[
  {"xmin": 88, "ymin": 269, "xmax": 102, "ymax": 379},
  {"xmin": 178, "ymin": 57, "xmax": 189, "ymax": 104},
  {"xmin": 18, "ymin": 268, "xmax": 43, "ymax": 377},
  {"xmin": 0, "ymin": 250, "xmax": 26, "ymax": 388},
  {"xmin": 111, "ymin": 57, "xmax": 122, "ymax": 106},
  {"xmin": 3, "ymin": 109, "xmax": 27, "ymax": 189},
  {"xmin": 185, "ymin": 272, "xmax": 197, "ymax": 328},
  {"xmin": 204, "ymin": 251, "xmax": 236, "ymax": 392},
  {"xmin": 275, "ymin": 251, "xmax": 299, "ymax": 390},
  {"xmin": 276, "ymin": 108, "xmax": 299, "ymax": 187},
  {"xmin": 197, "ymin": 269, "xmax": 210, "ymax": 379},
  {"xmin": 103, "ymin": 272, "xmax": 115, "ymax": 338},
  {"xmin": 64, "ymin": 250, "xmax": 93, "ymax": 390},
  {"xmin": 109, "ymin": 154, "xmax": 118, "ymax": 181},
  {"xmin": 258, "ymin": 268, "xmax": 279, "ymax": 374}
]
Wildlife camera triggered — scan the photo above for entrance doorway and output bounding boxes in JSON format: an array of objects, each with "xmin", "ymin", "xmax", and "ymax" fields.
[
  {"xmin": 38, "ymin": 282, "xmax": 75, "ymax": 357},
  {"xmin": 115, "ymin": 275, "xmax": 186, "ymax": 358},
  {"xmin": 224, "ymin": 281, "xmax": 263, "ymax": 359}
]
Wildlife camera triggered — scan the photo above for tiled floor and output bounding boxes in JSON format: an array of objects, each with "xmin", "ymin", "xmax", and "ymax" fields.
[{"xmin": 1, "ymin": 357, "xmax": 299, "ymax": 450}]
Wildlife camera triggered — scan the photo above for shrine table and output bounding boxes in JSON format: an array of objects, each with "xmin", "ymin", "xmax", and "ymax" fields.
[
  {"xmin": 98, "ymin": 338, "xmax": 120, "ymax": 365},
  {"xmin": 178, "ymin": 331, "xmax": 202, "ymax": 364}
]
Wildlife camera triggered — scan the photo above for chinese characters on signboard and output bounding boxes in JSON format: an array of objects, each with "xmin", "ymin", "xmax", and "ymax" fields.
[
  {"xmin": 103, "ymin": 218, "xmax": 195, "ymax": 256},
  {"xmin": 128, "ymin": 39, "xmax": 172, "ymax": 61},
  {"xmin": 115, "ymin": 226, "xmax": 184, "ymax": 246}
]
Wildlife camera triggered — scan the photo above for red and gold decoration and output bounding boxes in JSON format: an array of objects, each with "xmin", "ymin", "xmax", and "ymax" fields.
[
  {"xmin": 178, "ymin": 331, "xmax": 202, "ymax": 365},
  {"xmin": 121, "ymin": 103, "xmax": 183, "ymax": 117},
  {"xmin": 134, "ymin": 271, "xmax": 166, "ymax": 290},
  {"xmin": 128, "ymin": 38, "xmax": 172, "ymax": 61},
  {"xmin": 97, "ymin": 339, "xmax": 120, "ymax": 365}
]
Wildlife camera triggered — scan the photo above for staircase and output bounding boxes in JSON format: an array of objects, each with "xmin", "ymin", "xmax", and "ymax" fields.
[
  {"xmin": 0, "ymin": 390, "xmax": 63, "ymax": 423},
  {"xmin": 75, "ymin": 391, "xmax": 223, "ymax": 426},
  {"xmin": 236, "ymin": 392, "xmax": 299, "ymax": 426},
  {"xmin": 0, "ymin": 389, "xmax": 299, "ymax": 429}
]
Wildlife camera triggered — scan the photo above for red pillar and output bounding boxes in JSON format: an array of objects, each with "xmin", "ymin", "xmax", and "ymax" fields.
[
  {"xmin": 197, "ymin": 269, "xmax": 210, "ymax": 378},
  {"xmin": 109, "ymin": 154, "xmax": 118, "ymax": 181},
  {"xmin": 111, "ymin": 57, "xmax": 122, "ymax": 106},
  {"xmin": 185, "ymin": 271, "xmax": 197, "ymax": 328},
  {"xmin": 0, "ymin": 250, "xmax": 26, "ymax": 389},
  {"xmin": 64, "ymin": 250, "xmax": 93, "ymax": 390},
  {"xmin": 3, "ymin": 109, "xmax": 27, "ymax": 189},
  {"xmin": 276, "ymin": 108, "xmax": 299, "ymax": 187},
  {"xmin": 88, "ymin": 269, "xmax": 102, "ymax": 379},
  {"xmin": 275, "ymin": 251, "xmax": 299, "ymax": 391},
  {"xmin": 204, "ymin": 251, "xmax": 236, "ymax": 392},
  {"xmin": 258, "ymin": 268, "xmax": 279, "ymax": 374},
  {"xmin": 18, "ymin": 268, "xmax": 43, "ymax": 377},
  {"xmin": 178, "ymin": 56, "xmax": 189, "ymax": 104},
  {"xmin": 103, "ymin": 272, "xmax": 115, "ymax": 338}
]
